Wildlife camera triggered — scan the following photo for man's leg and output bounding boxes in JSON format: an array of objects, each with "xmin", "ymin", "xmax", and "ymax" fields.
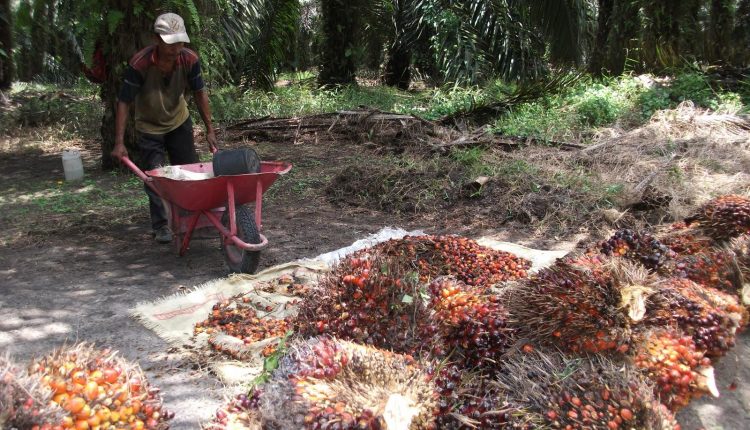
[
  {"xmin": 138, "ymin": 132, "xmax": 169, "ymax": 233},
  {"xmin": 164, "ymin": 117, "xmax": 198, "ymax": 165}
]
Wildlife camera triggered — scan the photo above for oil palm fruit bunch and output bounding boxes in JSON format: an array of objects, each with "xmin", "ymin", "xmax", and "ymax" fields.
[
  {"xmin": 28, "ymin": 343, "xmax": 173, "ymax": 430},
  {"xmin": 684, "ymin": 194, "xmax": 750, "ymax": 241},
  {"xmin": 493, "ymin": 348, "xmax": 681, "ymax": 430},
  {"xmin": 357, "ymin": 235, "xmax": 531, "ymax": 286},
  {"xmin": 423, "ymin": 278, "xmax": 512, "ymax": 368},
  {"xmin": 259, "ymin": 337, "xmax": 437, "ymax": 430},
  {"xmin": 204, "ymin": 390, "xmax": 262, "ymax": 430},
  {"xmin": 631, "ymin": 328, "xmax": 717, "ymax": 411},
  {"xmin": 661, "ymin": 247, "xmax": 741, "ymax": 294},
  {"xmin": 644, "ymin": 278, "xmax": 747, "ymax": 357},
  {"xmin": 502, "ymin": 259, "xmax": 641, "ymax": 354},
  {"xmin": 1, "ymin": 355, "xmax": 64, "ymax": 430},
  {"xmin": 656, "ymin": 224, "xmax": 714, "ymax": 256},
  {"xmin": 596, "ymin": 229, "xmax": 675, "ymax": 271},
  {"xmin": 427, "ymin": 363, "xmax": 525, "ymax": 429},
  {"xmin": 194, "ymin": 295, "xmax": 294, "ymax": 359},
  {"xmin": 297, "ymin": 253, "xmax": 429, "ymax": 355}
]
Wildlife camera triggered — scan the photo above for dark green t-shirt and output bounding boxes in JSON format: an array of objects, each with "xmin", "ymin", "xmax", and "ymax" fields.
[{"xmin": 118, "ymin": 45, "xmax": 205, "ymax": 134}]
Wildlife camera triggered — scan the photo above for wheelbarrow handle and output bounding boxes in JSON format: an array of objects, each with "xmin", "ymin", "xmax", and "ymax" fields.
[{"xmin": 117, "ymin": 156, "xmax": 152, "ymax": 183}]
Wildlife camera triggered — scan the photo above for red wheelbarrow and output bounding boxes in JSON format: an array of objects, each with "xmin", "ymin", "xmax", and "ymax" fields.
[{"xmin": 118, "ymin": 156, "xmax": 292, "ymax": 273}]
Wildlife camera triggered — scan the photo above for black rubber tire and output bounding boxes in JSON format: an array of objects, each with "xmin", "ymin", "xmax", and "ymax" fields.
[{"xmin": 221, "ymin": 205, "xmax": 261, "ymax": 274}]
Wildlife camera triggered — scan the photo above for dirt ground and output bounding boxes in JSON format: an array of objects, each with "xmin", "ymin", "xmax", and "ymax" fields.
[{"xmin": 1, "ymin": 119, "xmax": 749, "ymax": 429}]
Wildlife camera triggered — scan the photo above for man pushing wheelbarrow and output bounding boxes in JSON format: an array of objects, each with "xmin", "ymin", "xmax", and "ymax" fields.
[
  {"xmin": 112, "ymin": 13, "xmax": 290, "ymax": 274},
  {"xmin": 111, "ymin": 12, "xmax": 218, "ymax": 244}
]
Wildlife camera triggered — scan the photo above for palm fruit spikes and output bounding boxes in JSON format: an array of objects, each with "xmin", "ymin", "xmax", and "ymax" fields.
[
  {"xmin": 684, "ymin": 194, "xmax": 750, "ymax": 241},
  {"xmin": 27, "ymin": 343, "xmax": 173, "ymax": 430},
  {"xmin": 258, "ymin": 337, "xmax": 437, "ymax": 430},
  {"xmin": 296, "ymin": 253, "xmax": 430, "ymax": 355},
  {"xmin": 1, "ymin": 355, "xmax": 64, "ymax": 430},
  {"xmin": 428, "ymin": 363, "xmax": 525, "ymax": 429},
  {"xmin": 502, "ymin": 258, "xmax": 641, "ymax": 354},
  {"xmin": 645, "ymin": 278, "xmax": 747, "ymax": 357},
  {"xmin": 356, "ymin": 235, "xmax": 531, "ymax": 286},
  {"xmin": 493, "ymin": 347, "xmax": 682, "ymax": 430},
  {"xmin": 631, "ymin": 329, "xmax": 717, "ymax": 411},
  {"xmin": 423, "ymin": 278, "xmax": 513, "ymax": 368}
]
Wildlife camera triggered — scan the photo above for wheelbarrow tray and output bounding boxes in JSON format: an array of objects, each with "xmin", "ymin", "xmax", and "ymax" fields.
[{"xmin": 146, "ymin": 161, "xmax": 291, "ymax": 211}]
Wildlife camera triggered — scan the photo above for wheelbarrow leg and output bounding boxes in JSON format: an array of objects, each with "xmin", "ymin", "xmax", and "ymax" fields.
[
  {"xmin": 179, "ymin": 212, "xmax": 201, "ymax": 256},
  {"xmin": 227, "ymin": 181, "xmax": 237, "ymax": 236},
  {"xmin": 255, "ymin": 180, "xmax": 263, "ymax": 230}
]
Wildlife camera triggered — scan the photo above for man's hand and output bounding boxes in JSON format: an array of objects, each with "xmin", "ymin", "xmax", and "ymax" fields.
[
  {"xmin": 111, "ymin": 139, "xmax": 128, "ymax": 159},
  {"xmin": 206, "ymin": 130, "xmax": 219, "ymax": 153}
]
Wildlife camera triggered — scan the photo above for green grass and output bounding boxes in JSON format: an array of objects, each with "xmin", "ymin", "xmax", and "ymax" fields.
[
  {"xmin": 1, "ymin": 81, "xmax": 103, "ymax": 139},
  {"xmin": 0, "ymin": 174, "xmax": 146, "ymax": 215},
  {"xmin": 492, "ymin": 71, "xmax": 750, "ymax": 142},
  {"xmin": 207, "ymin": 81, "xmax": 515, "ymax": 123}
]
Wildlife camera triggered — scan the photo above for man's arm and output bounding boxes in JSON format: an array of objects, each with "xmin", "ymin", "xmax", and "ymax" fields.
[
  {"xmin": 194, "ymin": 89, "xmax": 218, "ymax": 152},
  {"xmin": 111, "ymin": 101, "xmax": 131, "ymax": 159},
  {"xmin": 112, "ymin": 62, "xmax": 142, "ymax": 159}
]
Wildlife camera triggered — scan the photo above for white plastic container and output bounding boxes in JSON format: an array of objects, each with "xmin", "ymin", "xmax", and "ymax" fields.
[{"xmin": 62, "ymin": 149, "xmax": 84, "ymax": 182}]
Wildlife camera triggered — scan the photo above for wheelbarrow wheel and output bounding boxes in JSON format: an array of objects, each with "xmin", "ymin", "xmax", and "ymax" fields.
[{"xmin": 220, "ymin": 205, "xmax": 261, "ymax": 274}]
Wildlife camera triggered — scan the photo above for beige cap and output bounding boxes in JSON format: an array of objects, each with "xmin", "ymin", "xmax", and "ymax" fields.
[{"xmin": 154, "ymin": 13, "xmax": 190, "ymax": 44}]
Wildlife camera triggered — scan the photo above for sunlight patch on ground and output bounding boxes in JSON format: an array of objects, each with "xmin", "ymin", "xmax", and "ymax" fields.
[{"xmin": 0, "ymin": 321, "xmax": 72, "ymax": 347}]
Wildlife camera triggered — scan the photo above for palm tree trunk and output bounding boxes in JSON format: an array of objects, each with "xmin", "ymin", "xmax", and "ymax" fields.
[
  {"xmin": 29, "ymin": 0, "xmax": 52, "ymax": 79},
  {"xmin": 318, "ymin": 0, "xmax": 360, "ymax": 86},
  {"xmin": 589, "ymin": 0, "xmax": 614, "ymax": 76},
  {"xmin": 605, "ymin": 0, "xmax": 640, "ymax": 74},
  {"xmin": 679, "ymin": 0, "xmax": 703, "ymax": 61},
  {"xmin": 0, "ymin": 0, "xmax": 13, "ymax": 90},
  {"xmin": 642, "ymin": 1, "xmax": 682, "ymax": 70},
  {"xmin": 99, "ymin": 0, "xmax": 151, "ymax": 170},
  {"xmin": 383, "ymin": 0, "xmax": 411, "ymax": 90},
  {"xmin": 734, "ymin": 0, "xmax": 750, "ymax": 65},
  {"xmin": 708, "ymin": 0, "xmax": 734, "ymax": 64}
]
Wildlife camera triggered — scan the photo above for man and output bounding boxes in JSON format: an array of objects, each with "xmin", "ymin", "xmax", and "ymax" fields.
[{"xmin": 112, "ymin": 12, "xmax": 218, "ymax": 243}]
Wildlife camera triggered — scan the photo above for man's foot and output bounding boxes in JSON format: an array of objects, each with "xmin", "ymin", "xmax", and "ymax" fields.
[{"xmin": 153, "ymin": 226, "xmax": 173, "ymax": 244}]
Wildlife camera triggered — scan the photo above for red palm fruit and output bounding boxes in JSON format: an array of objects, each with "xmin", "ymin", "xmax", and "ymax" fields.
[
  {"xmin": 424, "ymin": 278, "xmax": 513, "ymax": 369},
  {"xmin": 644, "ymin": 278, "xmax": 747, "ymax": 357},
  {"xmin": 296, "ymin": 252, "xmax": 431, "ymax": 355},
  {"xmin": 593, "ymin": 229, "xmax": 675, "ymax": 271},
  {"xmin": 659, "ymin": 246, "xmax": 742, "ymax": 294},
  {"xmin": 194, "ymin": 293, "xmax": 294, "ymax": 359},
  {"xmin": 630, "ymin": 329, "xmax": 715, "ymax": 411},
  {"xmin": 684, "ymin": 195, "xmax": 750, "ymax": 241},
  {"xmin": 355, "ymin": 235, "xmax": 531, "ymax": 286}
]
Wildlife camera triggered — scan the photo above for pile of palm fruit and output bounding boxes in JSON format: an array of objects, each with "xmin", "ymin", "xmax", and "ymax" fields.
[
  {"xmin": 1, "ymin": 343, "xmax": 172, "ymax": 430},
  {"xmin": 205, "ymin": 194, "xmax": 749, "ymax": 429},
  {"xmin": 195, "ymin": 294, "xmax": 295, "ymax": 359}
]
